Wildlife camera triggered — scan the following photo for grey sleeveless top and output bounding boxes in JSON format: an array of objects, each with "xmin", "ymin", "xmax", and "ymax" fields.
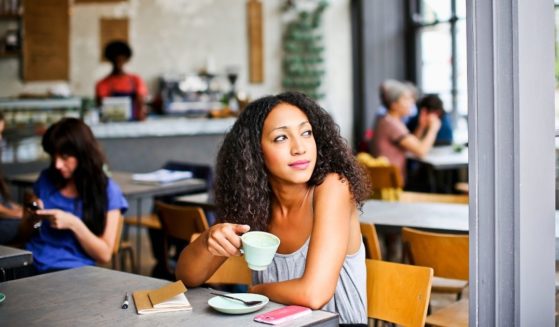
[{"xmin": 252, "ymin": 238, "xmax": 368, "ymax": 324}]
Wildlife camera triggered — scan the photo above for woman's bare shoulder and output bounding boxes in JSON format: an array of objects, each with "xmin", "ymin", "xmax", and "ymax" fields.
[{"xmin": 314, "ymin": 173, "xmax": 351, "ymax": 198}]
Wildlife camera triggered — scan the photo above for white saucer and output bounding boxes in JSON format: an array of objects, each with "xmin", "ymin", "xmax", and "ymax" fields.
[{"xmin": 208, "ymin": 293, "xmax": 269, "ymax": 315}]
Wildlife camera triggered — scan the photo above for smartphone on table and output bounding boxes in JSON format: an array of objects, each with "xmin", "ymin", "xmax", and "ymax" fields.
[{"xmin": 254, "ymin": 305, "xmax": 312, "ymax": 325}]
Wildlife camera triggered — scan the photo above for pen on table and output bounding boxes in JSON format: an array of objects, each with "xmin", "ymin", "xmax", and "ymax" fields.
[{"xmin": 121, "ymin": 292, "xmax": 129, "ymax": 309}]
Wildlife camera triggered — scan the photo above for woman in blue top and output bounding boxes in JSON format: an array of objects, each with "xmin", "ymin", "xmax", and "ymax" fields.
[{"xmin": 20, "ymin": 118, "xmax": 128, "ymax": 273}]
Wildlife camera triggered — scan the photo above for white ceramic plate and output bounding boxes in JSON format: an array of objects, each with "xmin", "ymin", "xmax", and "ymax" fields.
[{"xmin": 208, "ymin": 293, "xmax": 269, "ymax": 314}]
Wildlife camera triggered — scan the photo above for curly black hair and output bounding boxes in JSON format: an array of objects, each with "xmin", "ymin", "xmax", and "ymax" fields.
[
  {"xmin": 214, "ymin": 91, "xmax": 370, "ymax": 231},
  {"xmin": 104, "ymin": 40, "xmax": 132, "ymax": 63}
]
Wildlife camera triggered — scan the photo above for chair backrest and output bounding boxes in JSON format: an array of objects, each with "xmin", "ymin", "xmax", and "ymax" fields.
[
  {"xmin": 112, "ymin": 214, "xmax": 125, "ymax": 256},
  {"xmin": 399, "ymin": 191, "xmax": 469, "ymax": 204},
  {"xmin": 366, "ymin": 259, "xmax": 433, "ymax": 327},
  {"xmin": 206, "ymin": 256, "xmax": 253, "ymax": 285},
  {"xmin": 360, "ymin": 223, "xmax": 382, "ymax": 260},
  {"xmin": 190, "ymin": 233, "xmax": 252, "ymax": 286},
  {"xmin": 401, "ymin": 227, "xmax": 469, "ymax": 280},
  {"xmin": 162, "ymin": 161, "xmax": 214, "ymax": 192},
  {"xmin": 364, "ymin": 165, "xmax": 403, "ymax": 190},
  {"xmin": 362, "ymin": 165, "xmax": 403, "ymax": 200},
  {"xmin": 155, "ymin": 201, "xmax": 209, "ymax": 241}
]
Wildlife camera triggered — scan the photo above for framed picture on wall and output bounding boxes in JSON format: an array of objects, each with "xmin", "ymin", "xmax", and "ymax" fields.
[{"xmin": 99, "ymin": 18, "xmax": 129, "ymax": 62}]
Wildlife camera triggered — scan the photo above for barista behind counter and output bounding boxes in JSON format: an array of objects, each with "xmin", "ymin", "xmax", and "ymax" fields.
[{"xmin": 95, "ymin": 40, "xmax": 149, "ymax": 121}]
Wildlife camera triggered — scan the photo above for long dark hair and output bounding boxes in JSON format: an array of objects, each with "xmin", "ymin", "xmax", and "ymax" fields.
[
  {"xmin": 0, "ymin": 112, "xmax": 11, "ymax": 202},
  {"xmin": 42, "ymin": 118, "xmax": 108, "ymax": 236},
  {"xmin": 214, "ymin": 91, "xmax": 370, "ymax": 231}
]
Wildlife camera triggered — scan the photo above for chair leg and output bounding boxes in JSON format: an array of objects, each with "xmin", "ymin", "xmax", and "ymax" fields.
[
  {"xmin": 126, "ymin": 248, "xmax": 136, "ymax": 273},
  {"xmin": 120, "ymin": 251, "xmax": 126, "ymax": 271},
  {"xmin": 456, "ymin": 291, "xmax": 463, "ymax": 301},
  {"xmin": 112, "ymin": 253, "xmax": 118, "ymax": 270}
]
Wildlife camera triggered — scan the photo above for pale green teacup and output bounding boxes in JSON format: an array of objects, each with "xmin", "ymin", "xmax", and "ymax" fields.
[{"xmin": 241, "ymin": 231, "xmax": 280, "ymax": 271}]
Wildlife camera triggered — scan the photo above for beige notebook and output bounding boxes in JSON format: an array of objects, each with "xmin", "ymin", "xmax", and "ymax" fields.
[{"xmin": 132, "ymin": 280, "xmax": 192, "ymax": 315}]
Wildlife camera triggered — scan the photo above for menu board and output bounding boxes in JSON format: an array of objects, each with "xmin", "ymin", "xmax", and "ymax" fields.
[
  {"xmin": 99, "ymin": 18, "xmax": 129, "ymax": 62},
  {"xmin": 23, "ymin": 0, "xmax": 70, "ymax": 81}
]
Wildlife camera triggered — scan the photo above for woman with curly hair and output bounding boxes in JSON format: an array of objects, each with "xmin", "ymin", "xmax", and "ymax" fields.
[
  {"xmin": 176, "ymin": 92, "xmax": 370, "ymax": 326},
  {"xmin": 19, "ymin": 118, "xmax": 128, "ymax": 274}
]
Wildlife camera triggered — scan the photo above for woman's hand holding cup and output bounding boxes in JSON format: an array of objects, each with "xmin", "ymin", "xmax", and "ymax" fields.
[{"xmin": 205, "ymin": 223, "xmax": 250, "ymax": 257}]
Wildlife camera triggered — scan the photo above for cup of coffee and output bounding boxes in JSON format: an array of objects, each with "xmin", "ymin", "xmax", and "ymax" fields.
[{"xmin": 241, "ymin": 231, "xmax": 280, "ymax": 271}]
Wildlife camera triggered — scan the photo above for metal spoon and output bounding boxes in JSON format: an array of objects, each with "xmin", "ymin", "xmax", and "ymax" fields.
[{"xmin": 210, "ymin": 292, "xmax": 263, "ymax": 306}]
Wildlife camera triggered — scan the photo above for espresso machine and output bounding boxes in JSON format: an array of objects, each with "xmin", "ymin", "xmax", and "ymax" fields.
[{"xmin": 158, "ymin": 73, "xmax": 225, "ymax": 117}]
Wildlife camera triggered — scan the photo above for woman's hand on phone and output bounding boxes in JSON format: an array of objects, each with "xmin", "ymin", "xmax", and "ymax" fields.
[
  {"xmin": 204, "ymin": 223, "xmax": 250, "ymax": 257},
  {"xmin": 36, "ymin": 209, "xmax": 76, "ymax": 230}
]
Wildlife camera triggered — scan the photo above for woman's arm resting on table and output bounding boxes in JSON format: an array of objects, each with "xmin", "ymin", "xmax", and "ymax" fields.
[
  {"xmin": 38, "ymin": 208, "xmax": 121, "ymax": 263},
  {"xmin": 250, "ymin": 174, "xmax": 356, "ymax": 309},
  {"xmin": 176, "ymin": 223, "xmax": 250, "ymax": 287},
  {"xmin": 0, "ymin": 202, "xmax": 23, "ymax": 219},
  {"xmin": 400, "ymin": 115, "xmax": 441, "ymax": 158}
]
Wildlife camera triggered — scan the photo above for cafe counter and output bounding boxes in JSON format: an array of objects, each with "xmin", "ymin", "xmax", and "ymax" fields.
[
  {"xmin": 95, "ymin": 117, "xmax": 235, "ymax": 172},
  {"xmin": 2, "ymin": 117, "xmax": 236, "ymax": 176}
]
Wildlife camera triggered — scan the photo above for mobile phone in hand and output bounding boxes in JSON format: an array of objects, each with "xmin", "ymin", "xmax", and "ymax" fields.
[
  {"xmin": 25, "ymin": 201, "xmax": 40, "ymax": 212},
  {"xmin": 25, "ymin": 200, "xmax": 42, "ymax": 229},
  {"xmin": 254, "ymin": 305, "xmax": 311, "ymax": 325}
]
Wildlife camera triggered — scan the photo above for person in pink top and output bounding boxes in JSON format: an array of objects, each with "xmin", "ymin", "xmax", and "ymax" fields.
[
  {"xmin": 371, "ymin": 80, "xmax": 441, "ymax": 181},
  {"xmin": 95, "ymin": 40, "xmax": 149, "ymax": 121}
]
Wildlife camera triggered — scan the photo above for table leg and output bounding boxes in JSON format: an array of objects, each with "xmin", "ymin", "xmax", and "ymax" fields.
[
  {"xmin": 427, "ymin": 166, "xmax": 438, "ymax": 193},
  {"xmin": 135, "ymin": 198, "xmax": 142, "ymax": 274}
]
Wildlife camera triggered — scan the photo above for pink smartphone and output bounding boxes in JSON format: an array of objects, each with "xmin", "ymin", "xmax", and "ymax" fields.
[{"xmin": 254, "ymin": 305, "xmax": 312, "ymax": 325}]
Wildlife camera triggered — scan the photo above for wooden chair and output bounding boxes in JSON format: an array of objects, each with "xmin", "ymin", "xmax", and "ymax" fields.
[
  {"xmin": 120, "ymin": 161, "xmax": 213, "ymax": 253},
  {"xmin": 366, "ymin": 259, "xmax": 433, "ymax": 327},
  {"xmin": 110, "ymin": 215, "xmax": 135, "ymax": 272},
  {"xmin": 362, "ymin": 165, "xmax": 404, "ymax": 200},
  {"xmin": 190, "ymin": 233, "xmax": 252, "ymax": 286},
  {"xmin": 399, "ymin": 191, "xmax": 469, "ymax": 204},
  {"xmin": 401, "ymin": 227, "xmax": 469, "ymax": 300},
  {"xmin": 360, "ymin": 222, "xmax": 382, "ymax": 260},
  {"xmin": 124, "ymin": 213, "xmax": 161, "ymax": 230},
  {"xmin": 154, "ymin": 201, "xmax": 210, "ymax": 276}
]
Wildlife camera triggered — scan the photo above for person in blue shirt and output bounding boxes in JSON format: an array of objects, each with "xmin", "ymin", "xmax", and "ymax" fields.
[
  {"xmin": 20, "ymin": 118, "xmax": 128, "ymax": 273},
  {"xmin": 406, "ymin": 94, "xmax": 453, "ymax": 146}
]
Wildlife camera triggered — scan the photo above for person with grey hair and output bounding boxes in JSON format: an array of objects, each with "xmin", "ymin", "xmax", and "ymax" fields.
[
  {"xmin": 376, "ymin": 80, "xmax": 418, "ymax": 121},
  {"xmin": 371, "ymin": 79, "xmax": 441, "ymax": 181}
]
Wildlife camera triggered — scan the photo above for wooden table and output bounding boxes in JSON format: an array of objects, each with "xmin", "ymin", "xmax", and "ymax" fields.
[
  {"xmin": 7, "ymin": 171, "xmax": 207, "ymax": 200},
  {"xmin": 0, "ymin": 245, "xmax": 33, "ymax": 282},
  {"xmin": 361, "ymin": 199, "xmax": 559, "ymax": 260},
  {"xmin": 174, "ymin": 192, "xmax": 215, "ymax": 210},
  {"xmin": 408, "ymin": 145, "xmax": 468, "ymax": 193},
  {"xmin": 0, "ymin": 266, "xmax": 338, "ymax": 326},
  {"xmin": 360, "ymin": 200, "xmax": 469, "ymax": 232},
  {"xmin": 0, "ymin": 245, "xmax": 33, "ymax": 270},
  {"xmin": 362, "ymin": 199, "xmax": 559, "ymax": 232},
  {"xmin": 6, "ymin": 171, "xmax": 207, "ymax": 273},
  {"xmin": 414, "ymin": 145, "xmax": 469, "ymax": 170}
]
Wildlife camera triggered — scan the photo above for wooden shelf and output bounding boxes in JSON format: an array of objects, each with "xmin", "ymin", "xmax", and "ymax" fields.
[
  {"xmin": 0, "ymin": 14, "xmax": 21, "ymax": 19},
  {"xmin": 0, "ymin": 51, "xmax": 19, "ymax": 58}
]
